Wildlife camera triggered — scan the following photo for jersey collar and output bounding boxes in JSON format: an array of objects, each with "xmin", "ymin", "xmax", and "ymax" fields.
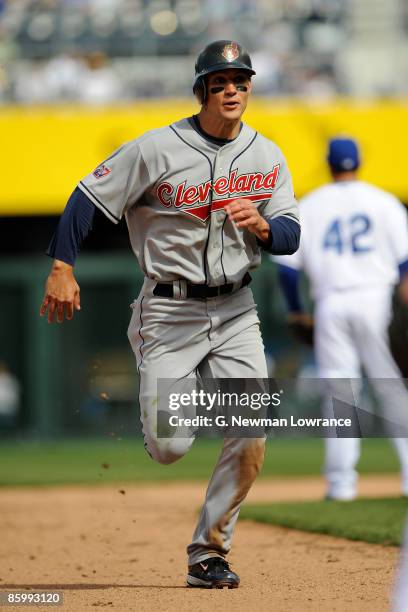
[
  {"xmin": 189, "ymin": 115, "xmax": 242, "ymax": 147},
  {"xmin": 171, "ymin": 117, "xmax": 256, "ymax": 154}
]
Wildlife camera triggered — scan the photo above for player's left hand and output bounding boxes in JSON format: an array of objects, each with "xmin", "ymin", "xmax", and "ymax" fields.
[{"xmin": 225, "ymin": 198, "xmax": 270, "ymax": 242}]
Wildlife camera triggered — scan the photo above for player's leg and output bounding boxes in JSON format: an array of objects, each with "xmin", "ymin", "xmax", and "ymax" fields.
[
  {"xmin": 392, "ymin": 517, "xmax": 408, "ymax": 612},
  {"xmin": 127, "ymin": 281, "xmax": 211, "ymax": 465},
  {"xmin": 315, "ymin": 295, "xmax": 362, "ymax": 500},
  {"xmin": 352, "ymin": 289, "xmax": 408, "ymax": 494},
  {"xmin": 323, "ymin": 420, "xmax": 361, "ymax": 500},
  {"xmin": 187, "ymin": 289, "xmax": 268, "ymax": 571},
  {"xmin": 187, "ymin": 435, "xmax": 265, "ymax": 587}
]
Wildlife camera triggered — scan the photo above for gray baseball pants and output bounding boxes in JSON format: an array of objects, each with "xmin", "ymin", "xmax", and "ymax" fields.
[{"xmin": 128, "ymin": 277, "xmax": 268, "ymax": 565}]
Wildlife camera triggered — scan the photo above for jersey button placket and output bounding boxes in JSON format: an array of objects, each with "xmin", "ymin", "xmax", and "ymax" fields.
[{"xmin": 206, "ymin": 150, "xmax": 226, "ymax": 285}]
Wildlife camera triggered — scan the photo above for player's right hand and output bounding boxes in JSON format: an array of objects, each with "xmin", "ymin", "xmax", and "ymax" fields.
[
  {"xmin": 40, "ymin": 259, "xmax": 81, "ymax": 324},
  {"xmin": 399, "ymin": 276, "xmax": 408, "ymax": 306},
  {"xmin": 287, "ymin": 312, "xmax": 314, "ymax": 327},
  {"xmin": 287, "ymin": 312, "xmax": 314, "ymax": 346}
]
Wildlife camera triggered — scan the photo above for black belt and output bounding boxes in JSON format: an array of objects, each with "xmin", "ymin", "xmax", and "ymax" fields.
[{"xmin": 153, "ymin": 272, "xmax": 252, "ymax": 299}]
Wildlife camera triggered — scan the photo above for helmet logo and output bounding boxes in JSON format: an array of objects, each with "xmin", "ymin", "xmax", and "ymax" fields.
[{"xmin": 222, "ymin": 42, "xmax": 239, "ymax": 62}]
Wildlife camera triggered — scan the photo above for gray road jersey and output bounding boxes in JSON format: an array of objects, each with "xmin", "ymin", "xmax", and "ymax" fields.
[{"xmin": 78, "ymin": 117, "xmax": 299, "ymax": 285}]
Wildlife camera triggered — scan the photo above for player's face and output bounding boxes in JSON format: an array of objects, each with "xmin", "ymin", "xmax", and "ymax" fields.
[{"xmin": 205, "ymin": 69, "xmax": 252, "ymax": 121}]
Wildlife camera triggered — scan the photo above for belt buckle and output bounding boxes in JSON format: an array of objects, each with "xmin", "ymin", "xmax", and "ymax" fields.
[
  {"xmin": 206, "ymin": 286, "xmax": 218, "ymax": 298},
  {"xmin": 205, "ymin": 286, "xmax": 220, "ymax": 298},
  {"xmin": 219, "ymin": 283, "xmax": 232, "ymax": 296}
]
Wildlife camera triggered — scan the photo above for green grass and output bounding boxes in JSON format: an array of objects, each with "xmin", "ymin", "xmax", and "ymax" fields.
[
  {"xmin": 0, "ymin": 437, "xmax": 400, "ymax": 486},
  {"xmin": 240, "ymin": 497, "xmax": 408, "ymax": 546}
]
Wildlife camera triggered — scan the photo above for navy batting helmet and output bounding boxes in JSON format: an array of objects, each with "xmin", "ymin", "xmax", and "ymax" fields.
[{"xmin": 193, "ymin": 40, "xmax": 255, "ymax": 103}]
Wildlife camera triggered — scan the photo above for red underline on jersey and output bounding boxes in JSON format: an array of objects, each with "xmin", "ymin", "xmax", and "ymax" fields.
[
  {"xmin": 211, "ymin": 193, "xmax": 274, "ymax": 210},
  {"xmin": 181, "ymin": 193, "xmax": 273, "ymax": 221}
]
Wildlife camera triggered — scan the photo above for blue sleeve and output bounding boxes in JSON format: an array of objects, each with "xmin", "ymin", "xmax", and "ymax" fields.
[
  {"xmin": 46, "ymin": 187, "xmax": 95, "ymax": 266},
  {"xmin": 277, "ymin": 264, "xmax": 303, "ymax": 313},
  {"xmin": 399, "ymin": 259, "xmax": 408, "ymax": 280},
  {"xmin": 257, "ymin": 216, "xmax": 301, "ymax": 255}
]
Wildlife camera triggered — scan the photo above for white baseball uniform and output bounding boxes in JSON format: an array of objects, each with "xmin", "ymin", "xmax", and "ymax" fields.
[
  {"xmin": 78, "ymin": 116, "xmax": 299, "ymax": 563},
  {"xmin": 275, "ymin": 179, "xmax": 408, "ymax": 499},
  {"xmin": 393, "ymin": 518, "xmax": 408, "ymax": 612}
]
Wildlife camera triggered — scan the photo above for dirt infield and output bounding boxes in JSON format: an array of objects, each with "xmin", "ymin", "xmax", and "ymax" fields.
[{"xmin": 0, "ymin": 476, "xmax": 401, "ymax": 612}]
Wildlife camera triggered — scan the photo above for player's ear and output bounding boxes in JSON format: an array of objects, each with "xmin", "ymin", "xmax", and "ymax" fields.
[
  {"xmin": 195, "ymin": 89, "xmax": 204, "ymax": 105},
  {"xmin": 193, "ymin": 76, "xmax": 206, "ymax": 105}
]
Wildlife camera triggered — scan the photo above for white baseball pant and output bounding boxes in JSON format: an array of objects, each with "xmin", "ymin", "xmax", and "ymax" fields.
[
  {"xmin": 128, "ymin": 278, "xmax": 268, "ymax": 565},
  {"xmin": 315, "ymin": 286, "xmax": 408, "ymax": 500}
]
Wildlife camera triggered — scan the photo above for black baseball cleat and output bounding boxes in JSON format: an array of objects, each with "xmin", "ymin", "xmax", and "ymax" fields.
[{"xmin": 187, "ymin": 557, "xmax": 240, "ymax": 589}]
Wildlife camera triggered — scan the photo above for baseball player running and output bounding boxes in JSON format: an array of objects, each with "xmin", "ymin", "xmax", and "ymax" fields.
[
  {"xmin": 40, "ymin": 40, "xmax": 300, "ymax": 588},
  {"xmin": 274, "ymin": 137, "xmax": 408, "ymax": 500}
]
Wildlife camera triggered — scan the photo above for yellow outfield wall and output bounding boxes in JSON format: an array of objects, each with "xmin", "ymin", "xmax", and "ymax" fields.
[{"xmin": 0, "ymin": 99, "xmax": 407, "ymax": 215}]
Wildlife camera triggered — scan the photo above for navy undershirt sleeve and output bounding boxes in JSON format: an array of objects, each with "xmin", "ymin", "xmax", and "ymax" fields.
[
  {"xmin": 46, "ymin": 187, "xmax": 95, "ymax": 266},
  {"xmin": 277, "ymin": 264, "xmax": 303, "ymax": 313},
  {"xmin": 399, "ymin": 259, "xmax": 408, "ymax": 280},
  {"xmin": 257, "ymin": 216, "xmax": 301, "ymax": 255}
]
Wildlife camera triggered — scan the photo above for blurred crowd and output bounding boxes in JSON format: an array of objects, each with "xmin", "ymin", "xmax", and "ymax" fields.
[
  {"xmin": 0, "ymin": 0, "xmax": 406, "ymax": 101},
  {"xmin": 0, "ymin": 0, "xmax": 348, "ymax": 103}
]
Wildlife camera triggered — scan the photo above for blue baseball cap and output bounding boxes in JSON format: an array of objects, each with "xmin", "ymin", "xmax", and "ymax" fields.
[{"xmin": 327, "ymin": 138, "xmax": 360, "ymax": 171}]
